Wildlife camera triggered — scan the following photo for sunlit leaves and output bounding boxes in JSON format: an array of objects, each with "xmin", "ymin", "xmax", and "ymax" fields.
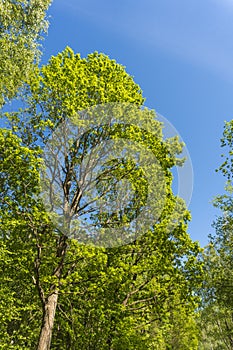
[{"xmin": 0, "ymin": 0, "xmax": 51, "ymax": 106}]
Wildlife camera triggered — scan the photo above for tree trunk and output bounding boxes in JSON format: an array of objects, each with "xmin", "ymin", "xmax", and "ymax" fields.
[
  {"xmin": 37, "ymin": 291, "xmax": 58, "ymax": 350},
  {"xmin": 35, "ymin": 229, "xmax": 68, "ymax": 349}
]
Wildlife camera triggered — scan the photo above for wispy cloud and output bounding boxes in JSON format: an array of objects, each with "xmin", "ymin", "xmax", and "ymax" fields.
[
  {"xmin": 54, "ymin": 0, "xmax": 233, "ymax": 82},
  {"xmin": 219, "ymin": 0, "xmax": 233, "ymax": 7}
]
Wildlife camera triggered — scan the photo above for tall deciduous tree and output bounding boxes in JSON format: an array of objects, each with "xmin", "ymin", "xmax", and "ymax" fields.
[
  {"xmin": 2, "ymin": 47, "xmax": 203, "ymax": 349},
  {"xmin": 0, "ymin": 0, "xmax": 51, "ymax": 106}
]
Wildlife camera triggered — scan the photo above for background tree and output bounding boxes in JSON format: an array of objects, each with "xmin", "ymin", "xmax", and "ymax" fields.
[
  {"xmin": 1, "ymin": 47, "xmax": 203, "ymax": 349},
  {"xmin": 199, "ymin": 120, "xmax": 233, "ymax": 349},
  {"xmin": 0, "ymin": 0, "xmax": 51, "ymax": 106}
]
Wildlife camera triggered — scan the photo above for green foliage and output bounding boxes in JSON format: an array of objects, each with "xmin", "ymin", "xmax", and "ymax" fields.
[
  {"xmin": 0, "ymin": 129, "xmax": 42, "ymax": 348},
  {"xmin": 198, "ymin": 244, "xmax": 233, "ymax": 349},
  {"xmin": 6, "ymin": 47, "xmax": 145, "ymax": 146},
  {"xmin": 0, "ymin": 0, "xmax": 51, "ymax": 106}
]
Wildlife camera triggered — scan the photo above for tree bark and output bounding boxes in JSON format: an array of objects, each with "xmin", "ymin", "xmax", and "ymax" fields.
[{"xmin": 37, "ymin": 291, "xmax": 58, "ymax": 350}]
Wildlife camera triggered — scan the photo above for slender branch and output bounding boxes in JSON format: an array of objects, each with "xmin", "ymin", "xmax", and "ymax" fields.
[
  {"xmin": 122, "ymin": 279, "xmax": 151, "ymax": 306},
  {"xmin": 34, "ymin": 242, "xmax": 46, "ymax": 307}
]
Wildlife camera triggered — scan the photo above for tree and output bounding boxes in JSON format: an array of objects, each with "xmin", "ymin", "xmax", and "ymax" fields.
[
  {"xmin": 0, "ymin": 0, "xmax": 51, "ymax": 106},
  {"xmin": 0, "ymin": 128, "xmax": 45, "ymax": 348},
  {"xmin": 198, "ymin": 245, "xmax": 233, "ymax": 350},
  {"xmin": 199, "ymin": 120, "xmax": 233, "ymax": 349},
  {"xmin": 2, "ymin": 47, "xmax": 203, "ymax": 349}
]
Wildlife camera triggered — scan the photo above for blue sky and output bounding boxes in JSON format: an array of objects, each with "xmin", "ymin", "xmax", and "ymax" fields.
[{"xmin": 40, "ymin": 0, "xmax": 233, "ymax": 246}]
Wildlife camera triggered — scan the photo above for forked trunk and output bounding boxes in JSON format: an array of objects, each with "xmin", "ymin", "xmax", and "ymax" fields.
[{"xmin": 37, "ymin": 291, "xmax": 58, "ymax": 350}]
